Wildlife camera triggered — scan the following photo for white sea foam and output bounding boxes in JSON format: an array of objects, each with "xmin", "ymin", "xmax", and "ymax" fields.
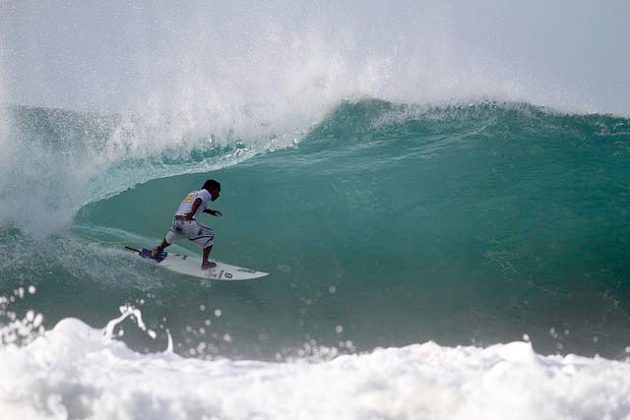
[{"xmin": 0, "ymin": 316, "xmax": 629, "ymax": 420}]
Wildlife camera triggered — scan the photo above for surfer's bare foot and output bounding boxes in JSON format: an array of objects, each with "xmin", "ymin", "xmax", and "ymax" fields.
[
  {"xmin": 151, "ymin": 247, "xmax": 162, "ymax": 257},
  {"xmin": 202, "ymin": 261, "xmax": 217, "ymax": 270}
]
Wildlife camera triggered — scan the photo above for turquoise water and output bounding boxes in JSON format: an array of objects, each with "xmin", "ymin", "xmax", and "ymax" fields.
[{"xmin": 2, "ymin": 100, "xmax": 629, "ymax": 360}]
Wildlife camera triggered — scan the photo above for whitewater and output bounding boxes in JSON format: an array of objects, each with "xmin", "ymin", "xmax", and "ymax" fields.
[
  {"xmin": 2, "ymin": 311, "xmax": 630, "ymax": 419},
  {"xmin": 2, "ymin": 1, "xmax": 630, "ymax": 419}
]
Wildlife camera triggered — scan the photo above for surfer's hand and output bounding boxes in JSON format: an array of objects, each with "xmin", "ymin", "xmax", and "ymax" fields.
[
  {"xmin": 184, "ymin": 213, "xmax": 194, "ymax": 221},
  {"xmin": 210, "ymin": 210, "xmax": 222, "ymax": 217}
]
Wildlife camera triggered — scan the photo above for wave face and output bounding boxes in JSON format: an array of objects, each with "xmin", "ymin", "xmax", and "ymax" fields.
[{"xmin": 2, "ymin": 100, "xmax": 630, "ymax": 418}]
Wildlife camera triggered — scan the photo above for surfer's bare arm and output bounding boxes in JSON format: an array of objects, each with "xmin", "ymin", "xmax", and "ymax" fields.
[
  {"xmin": 204, "ymin": 209, "xmax": 222, "ymax": 217},
  {"xmin": 186, "ymin": 198, "xmax": 203, "ymax": 220}
]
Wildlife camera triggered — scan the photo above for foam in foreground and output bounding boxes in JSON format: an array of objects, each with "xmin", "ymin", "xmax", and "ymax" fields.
[{"xmin": 1, "ymin": 316, "xmax": 629, "ymax": 420}]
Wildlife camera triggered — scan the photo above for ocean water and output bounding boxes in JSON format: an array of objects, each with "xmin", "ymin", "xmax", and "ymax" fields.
[
  {"xmin": 1, "ymin": 100, "xmax": 630, "ymax": 419},
  {"xmin": 2, "ymin": 0, "xmax": 630, "ymax": 417}
]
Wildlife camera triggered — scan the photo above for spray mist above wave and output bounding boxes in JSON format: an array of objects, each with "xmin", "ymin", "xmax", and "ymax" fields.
[{"xmin": 4, "ymin": 0, "xmax": 629, "ymax": 117}]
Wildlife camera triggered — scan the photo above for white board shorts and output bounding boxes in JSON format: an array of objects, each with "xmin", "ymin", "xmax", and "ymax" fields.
[{"xmin": 165, "ymin": 219, "xmax": 214, "ymax": 249}]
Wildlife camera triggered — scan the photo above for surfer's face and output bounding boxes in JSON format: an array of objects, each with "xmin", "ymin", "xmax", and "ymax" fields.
[{"xmin": 210, "ymin": 188, "xmax": 220, "ymax": 201}]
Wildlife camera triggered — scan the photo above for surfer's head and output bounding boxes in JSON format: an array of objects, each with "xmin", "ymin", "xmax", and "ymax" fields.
[{"xmin": 203, "ymin": 179, "xmax": 221, "ymax": 200}]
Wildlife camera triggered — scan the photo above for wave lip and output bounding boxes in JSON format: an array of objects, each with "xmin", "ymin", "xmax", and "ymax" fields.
[{"xmin": 1, "ymin": 317, "xmax": 629, "ymax": 420}]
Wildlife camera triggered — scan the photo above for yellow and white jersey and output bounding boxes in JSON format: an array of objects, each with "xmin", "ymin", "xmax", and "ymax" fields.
[{"xmin": 173, "ymin": 189, "xmax": 212, "ymax": 220}]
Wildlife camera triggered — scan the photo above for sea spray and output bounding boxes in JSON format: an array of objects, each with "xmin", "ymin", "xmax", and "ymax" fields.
[
  {"xmin": 0, "ymin": 286, "xmax": 43, "ymax": 346},
  {"xmin": 104, "ymin": 304, "xmax": 158, "ymax": 340}
]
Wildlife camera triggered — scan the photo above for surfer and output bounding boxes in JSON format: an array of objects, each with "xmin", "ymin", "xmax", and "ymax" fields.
[{"xmin": 152, "ymin": 179, "xmax": 223, "ymax": 270}]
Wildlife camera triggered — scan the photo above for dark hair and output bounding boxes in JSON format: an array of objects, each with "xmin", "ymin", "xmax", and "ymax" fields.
[{"xmin": 203, "ymin": 179, "xmax": 221, "ymax": 191}]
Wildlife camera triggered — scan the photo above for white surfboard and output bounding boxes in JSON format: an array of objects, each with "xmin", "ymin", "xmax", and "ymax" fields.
[{"xmin": 125, "ymin": 247, "xmax": 268, "ymax": 280}]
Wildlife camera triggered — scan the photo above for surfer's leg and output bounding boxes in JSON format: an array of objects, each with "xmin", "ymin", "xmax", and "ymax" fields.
[
  {"xmin": 151, "ymin": 239, "xmax": 170, "ymax": 257},
  {"xmin": 187, "ymin": 222, "xmax": 216, "ymax": 269},
  {"xmin": 202, "ymin": 246, "xmax": 217, "ymax": 270},
  {"xmin": 153, "ymin": 222, "xmax": 182, "ymax": 256}
]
